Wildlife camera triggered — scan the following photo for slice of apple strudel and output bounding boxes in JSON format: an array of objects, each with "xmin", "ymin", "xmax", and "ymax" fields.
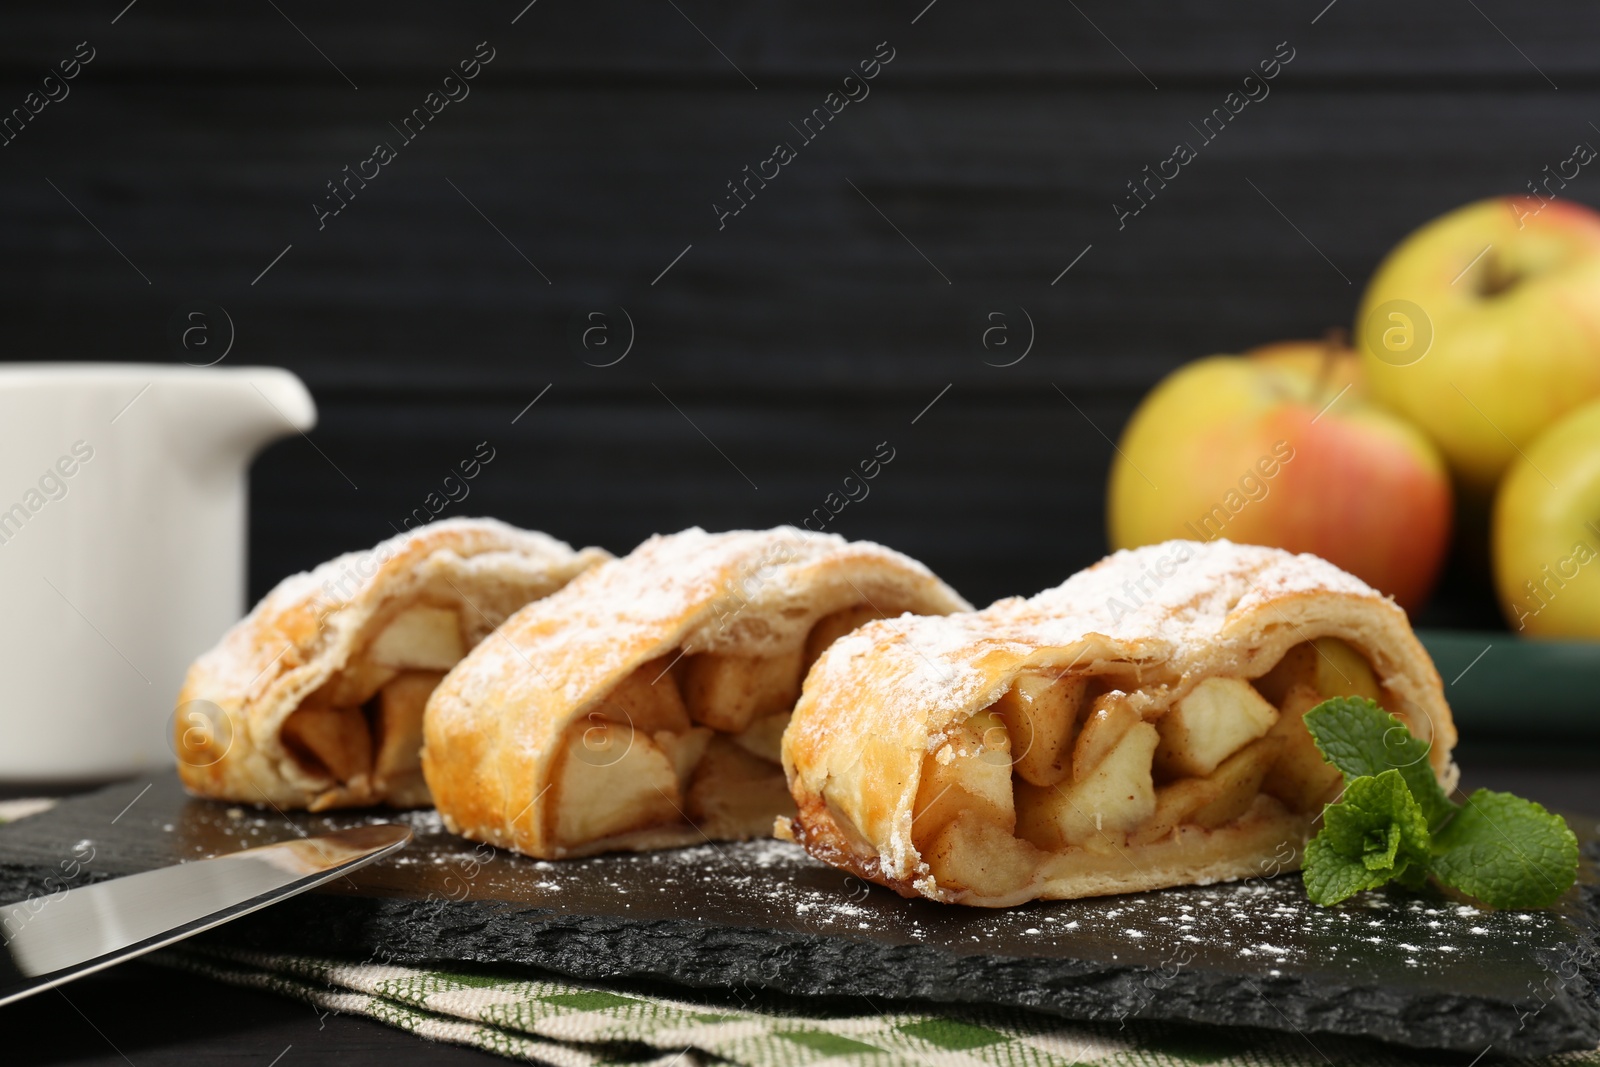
[
  {"xmin": 422, "ymin": 527, "xmax": 971, "ymax": 858},
  {"xmin": 781, "ymin": 540, "xmax": 1459, "ymax": 907},
  {"xmin": 176, "ymin": 518, "xmax": 609, "ymax": 810}
]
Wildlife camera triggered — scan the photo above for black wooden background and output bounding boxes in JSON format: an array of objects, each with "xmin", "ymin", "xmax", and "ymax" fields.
[{"xmin": 1, "ymin": 0, "xmax": 1591, "ymax": 624}]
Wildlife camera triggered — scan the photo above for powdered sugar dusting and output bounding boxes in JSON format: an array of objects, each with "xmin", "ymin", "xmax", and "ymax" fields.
[
  {"xmin": 794, "ymin": 540, "xmax": 1387, "ymax": 761},
  {"xmin": 438, "ymin": 526, "xmax": 969, "ymax": 726},
  {"xmin": 1023, "ymin": 539, "xmax": 1378, "ymax": 647},
  {"xmin": 192, "ymin": 516, "xmax": 598, "ymax": 701}
]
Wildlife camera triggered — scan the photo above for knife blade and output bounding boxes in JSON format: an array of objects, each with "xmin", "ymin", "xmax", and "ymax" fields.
[{"xmin": 0, "ymin": 822, "xmax": 411, "ymax": 1006}]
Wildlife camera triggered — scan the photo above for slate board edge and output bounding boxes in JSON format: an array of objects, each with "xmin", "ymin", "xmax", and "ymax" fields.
[
  {"xmin": 1, "ymin": 773, "xmax": 1596, "ymax": 1059},
  {"xmin": 5, "ymin": 851, "xmax": 1589, "ymax": 1058},
  {"xmin": 162, "ymin": 889, "xmax": 1594, "ymax": 1059}
]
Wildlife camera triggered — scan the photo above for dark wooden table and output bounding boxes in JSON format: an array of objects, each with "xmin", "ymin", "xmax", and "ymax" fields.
[
  {"xmin": 6, "ymin": 753, "xmax": 1595, "ymax": 1067},
  {"xmin": 4, "ymin": 1, "xmax": 1597, "ymax": 1061}
]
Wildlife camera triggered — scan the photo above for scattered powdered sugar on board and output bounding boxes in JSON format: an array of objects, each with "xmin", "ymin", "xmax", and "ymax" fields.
[
  {"xmin": 928, "ymin": 872, "xmax": 1554, "ymax": 977},
  {"xmin": 620, "ymin": 841, "xmax": 883, "ymax": 930},
  {"xmin": 173, "ymin": 795, "xmax": 1572, "ymax": 990},
  {"xmin": 378, "ymin": 827, "xmax": 1558, "ymax": 980},
  {"xmin": 391, "ymin": 808, "xmax": 446, "ymax": 834},
  {"xmin": 523, "ymin": 840, "xmax": 1555, "ymax": 980}
]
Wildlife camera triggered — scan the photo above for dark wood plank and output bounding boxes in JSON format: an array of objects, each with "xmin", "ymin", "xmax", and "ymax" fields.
[
  {"xmin": 0, "ymin": 5, "xmax": 1576, "ymax": 628},
  {"xmin": 0, "ymin": 0, "xmax": 1594, "ymax": 81},
  {"xmin": 0, "ymin": 83, "xmax": 1593, "ymax": 397},
  {"xmin": 245, "ymin": 394, "xmax": 1114, "ymax": 610},
  {"xmin": 242, "ymin": 391, "xmax": 1506, "ymax": 631}
]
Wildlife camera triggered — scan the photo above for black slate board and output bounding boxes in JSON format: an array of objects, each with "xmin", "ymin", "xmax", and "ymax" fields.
[{"xmin": 1, "ymin": 775, "xmax": 1596, "ymax": 1058}]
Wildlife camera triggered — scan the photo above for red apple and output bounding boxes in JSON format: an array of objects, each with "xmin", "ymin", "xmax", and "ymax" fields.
[{"xmin": 1108, "ymin": 341, "xmax": 1454, "ymax": 611}]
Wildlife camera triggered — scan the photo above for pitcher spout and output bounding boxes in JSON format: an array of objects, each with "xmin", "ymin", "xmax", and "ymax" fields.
[
  {"xmin": 174, "ymin": 367, "xmax": 317, "ymax": 477},
  {"xmin": 237, "ymin": 366, "xmax": 317, "ymax": 443}
]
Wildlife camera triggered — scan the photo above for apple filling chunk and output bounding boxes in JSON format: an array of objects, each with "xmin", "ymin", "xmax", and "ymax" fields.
[
  {"xmin": 922, "ymin": 810, "xmax": 1044, "ymax": 897},
  {"xmin": 1015, "ymin": 694, "xmax": 1159, "ymax": 850},
  {"xmin": 595, "ymin": 658, "xmax": 693, "ymax": 734},
  {"xmin": 282, "ymin": 701, "xmax": 373, "ymax": 786},
  {"xmin": 914, "ymin": 709, "xmax": 1017, "ymax": 843},
  {"xmin": 682, "ymin": 649, "xmax": 804, "ymax": 734},
  {"xmin": 686, "ymin": 735, "xmax": 793, "ymax": 839},
  {"xmin": 1154, "ymin": 677, "xmax": 1279, "ymax": 778},
  {"xmin": 913, "ymin": 639, "xmax": 1392, "ymax": 896},
  {"xmin": 548, "ymin": 637, "xmax": 834, "ymax": 849},
  {"xmin": 321, "ymin": 660, "xmax": 400, "ymax": 708},
  {"xmin": 1254, "ymin": 636, "xmax": 1382, "ymax": 705},
  {"xmin": 1260, "ymin": 684, "xmax": 1344, "ymax": 813},
  {"xmin": 992, "ymin": 673, "xmax": 1085, "ymax": 787},
  {"xmin": 280, "ymin": 606, "xmax": 467, "ymax": 796},
  {"xmin": 552, "ymin": 719, "xmax": 683, "ymax": 845},
  {"xmin": 282, "ymin": 668, "xmax": 452, "ymax": 792},
  {"xmin": 369, "ymin": 605, "xmax": 466, "ymax": 671},
  {"xmin": 373, "ymin": 670, "xmax": 443, "ymax": 781},
  {"xmin": 1254, "ymin": 637, "xmax": 1385, "ymax": 813},
  {"xmin": 1132, "ymin": 735, "xmax": 1282, "ymax": 845},
  {"xmin": 732, "ymin": 712, "xmax": 788, "ymax": 764}
]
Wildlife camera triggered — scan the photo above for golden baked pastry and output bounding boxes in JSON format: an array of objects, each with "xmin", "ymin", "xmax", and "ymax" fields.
[
  {"xmin": 781, "ymin": 540, "xmax": 1458, "ymax": 907},
  {"xmin": 176, "ymin": 518, "xmax": 608, "ymax": 810},
  {"xmin": 422, "ymin": 527, "xmax": 971, "ymax": 858}
]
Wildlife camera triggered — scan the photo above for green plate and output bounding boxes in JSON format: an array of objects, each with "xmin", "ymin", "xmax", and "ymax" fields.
[{"xmin": 1418, "ymin": 629, "xmax": 1600, "ymax": 738}]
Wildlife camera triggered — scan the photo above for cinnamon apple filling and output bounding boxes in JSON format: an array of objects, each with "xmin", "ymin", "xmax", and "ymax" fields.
[
  {"xmin": 908, "ymin": 637, "xmax": 1398, "ymax": 899},
  {"xmin": 280, "ymin": 603, "xmax": 466, "ymax": 806},
  {"xmin": 546, "ymin": 603, "xmax": 890, "ymax": 850}
]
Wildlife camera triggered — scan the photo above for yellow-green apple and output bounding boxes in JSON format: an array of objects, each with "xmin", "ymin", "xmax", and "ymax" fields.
[
  {"xmin": 1108, "ymin": 342, "xmax": 1453, "ymax": 611},
  {"xmin": 1357, "ymin": 197, "xmax": 1600, "ymax": 496},
  {"xmin": 1492, "ymin": 397, "xmax": 1600, "ymax": 636}
]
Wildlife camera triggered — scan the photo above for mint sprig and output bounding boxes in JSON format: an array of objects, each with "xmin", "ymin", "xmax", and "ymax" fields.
[
  {"xmin": 1300, "ymin": 696, "xmax": 1454, "ymax": 830},
  {"xmin": 1302, "ymin": 770, "xmax": 1430, "ymax": 905},
  {"xmin": 1300, "ymin": 697, "xmax": 1578, "ymax": 909}
]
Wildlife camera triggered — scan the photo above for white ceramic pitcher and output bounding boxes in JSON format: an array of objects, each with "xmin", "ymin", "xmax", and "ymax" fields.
[{"xmin": 0, "ymin": 364, "xmax": 315, "ymax": 783}]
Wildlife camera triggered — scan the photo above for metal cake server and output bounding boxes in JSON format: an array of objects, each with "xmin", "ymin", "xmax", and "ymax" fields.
[{"xmin": 0, "ymin": 823, "xmax": 410, "ymax": 1006}]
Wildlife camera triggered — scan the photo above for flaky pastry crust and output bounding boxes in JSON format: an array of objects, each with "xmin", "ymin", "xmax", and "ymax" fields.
[
  {"xmin": 422, "ymin": 526, "xmax": 970, "ymax": 858},
  {"xmin": 176, "ymin": 518, "xmax": 608, "ymax": 810},
  {"xmin": 782, "ymin": 540, "xmax": 1458, "ymax": 906}
]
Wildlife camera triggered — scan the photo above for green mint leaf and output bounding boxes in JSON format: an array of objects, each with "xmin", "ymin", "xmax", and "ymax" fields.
[
  {"xmin": 1302, "ymin": 770, "xmax": 1431, "ymax": 905},
  {"xmin": 1303, "ymin": 835, "xmax": 1391, "ymax": 905},
  {"xmin": 1302, "ymin": 697, "xmax": 1455, "ymax": 830},
  {"xmin": 1361, "ymin": 823, "xmax": 1403, "ymax": 871},
  {"xmin": 1430, "ymin": 790, "xmax": 1579, "ymax": 910}
]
